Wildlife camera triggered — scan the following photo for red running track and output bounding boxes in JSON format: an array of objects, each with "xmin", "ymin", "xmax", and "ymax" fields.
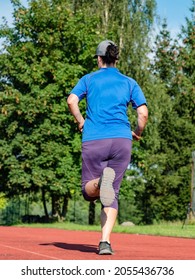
[{"xmin": 0, "ymin": 226, "xmax": 195, "ymax": 260}]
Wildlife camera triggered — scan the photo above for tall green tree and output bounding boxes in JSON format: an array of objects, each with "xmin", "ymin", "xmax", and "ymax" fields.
[
  {"xmin": 151, "ymin": 19, "xmax": 178, "ymax": 93},
  {"xmin": 140, "ymin": 3, "xmax": 195, "ymax": 223},
  {"xmin": 73, "ymin": 0, "xmax": 156, "ymax": 83},
  {"xmin": 0, "ymin": 0, "xmax": 99, "ymax": 220}
]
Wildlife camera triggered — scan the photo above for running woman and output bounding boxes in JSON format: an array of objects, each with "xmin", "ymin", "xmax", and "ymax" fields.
[{"xmin": 67, "ymin": 40, "xmax": 148, "ymax": 255}]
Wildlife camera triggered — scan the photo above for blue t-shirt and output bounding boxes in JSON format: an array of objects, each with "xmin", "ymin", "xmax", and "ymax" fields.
[{"xmin": 70, "ymin": 67, "xmax": 147, "ymax": 142}]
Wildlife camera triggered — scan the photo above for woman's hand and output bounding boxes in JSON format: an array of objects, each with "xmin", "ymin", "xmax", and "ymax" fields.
[
  {"xmin": 132, "ymin": 131, "xmax": 141, "ymax": 141},
  {"xmin": 78, "ymin": 119, "xmax": 85, "ymax": 132}
]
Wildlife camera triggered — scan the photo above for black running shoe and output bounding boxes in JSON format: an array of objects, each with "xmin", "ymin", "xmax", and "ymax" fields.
[
  {"xmin": 99, "ymin": 167, "xmax": 115, "ymax": 207},
  {"xmin": 98, "ymin": 241, "xmax": 114, "ymax": 255}
]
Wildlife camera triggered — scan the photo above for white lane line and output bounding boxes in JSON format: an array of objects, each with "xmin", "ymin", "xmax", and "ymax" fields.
[{"xmin": 0, "ymin": 244, "xmax": 61, "ymax": 260}]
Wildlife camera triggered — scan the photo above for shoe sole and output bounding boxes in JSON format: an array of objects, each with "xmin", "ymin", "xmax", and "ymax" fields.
[
  {"xmin": 100, "ymin": 167, "xmax": 115, "ymax": 207},
  {"xmin": 99, "ymin": 249, "xmax": 113, "ymax": 255}
]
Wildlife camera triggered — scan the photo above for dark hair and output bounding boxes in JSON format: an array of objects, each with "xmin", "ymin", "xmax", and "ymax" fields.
[{"xmin": 101, "ymin": 43, "xmax": 119, "ymax": 64}]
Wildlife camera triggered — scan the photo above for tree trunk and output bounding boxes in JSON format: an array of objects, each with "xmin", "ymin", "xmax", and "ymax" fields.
[
  {"xmin": 88, "ymin": 201, "xmax": 96, "ymax": 225},
  {"xmin": 61, "ymin": 194, "xmax": 69, "ymax": 219},
  {"xmin": 42, "ymin": 188, "xmax": 49, "ymax": 219},
  {"xmin": 51, "ymin": 193, "xmax": 61, "ymax": 221}
]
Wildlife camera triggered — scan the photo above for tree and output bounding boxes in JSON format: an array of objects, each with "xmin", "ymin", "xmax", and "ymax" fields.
[
  {"xmin": 139, "ymin": 3, "xmax": 195, "ymax": 223},
  {"xmin": 0, "ymin": 0, "xmax": 99, "ymax": 220},
  {"xmin": 73, "ymin": 0, "xmax": 156, "ymax": 83},
  {"xmin": 151, "ymin": 19, "xmax": 178, "ymax": 94}
]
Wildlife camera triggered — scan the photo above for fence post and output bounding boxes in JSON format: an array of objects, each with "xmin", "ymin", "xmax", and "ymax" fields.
[{"xmin": 191, "ymin": 151, "xmax": 195, "ymax": 219}]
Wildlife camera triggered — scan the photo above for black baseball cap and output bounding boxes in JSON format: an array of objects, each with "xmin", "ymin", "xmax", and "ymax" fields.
[{"xmin": 94, "ymin": 40, "xmax": 117, "ymax": 58}]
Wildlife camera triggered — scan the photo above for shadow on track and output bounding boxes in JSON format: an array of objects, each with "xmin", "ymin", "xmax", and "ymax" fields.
[{"xmin": 40, "ymin": 242, "xmax": 98, "ymax": 254}]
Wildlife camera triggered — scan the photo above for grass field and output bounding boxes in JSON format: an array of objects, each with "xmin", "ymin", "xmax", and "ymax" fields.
[{"xmin": 14, "ymin": 220, "xmax": 195, "ymax": 239}]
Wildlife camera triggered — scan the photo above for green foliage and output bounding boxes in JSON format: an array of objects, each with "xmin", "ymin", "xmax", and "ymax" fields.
[
  {"xmin": 141, "ymin": 7, "xmax": 195, "ymax": 224},
  {"xmin": 119, "ymin": 169, "xmax": 146, "ymax": 224},
  {"xmin": 0, "ymin": 0, "xmax": 194, "ymax": 225},
  {"xmin": 0, "ymin": 0, "xmax": 99, "ymax": 218},
  {"xmin": 0, "ymin": 195, "xmax": 24, "ymax": 225},
  {"xmin": 0, "ymin": 193, "xmax": 8, "ymax": 209}
]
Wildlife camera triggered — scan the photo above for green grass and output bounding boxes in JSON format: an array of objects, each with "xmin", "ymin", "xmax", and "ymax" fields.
[{"xmin": 14, "ymin": 220, "xmax": 195, "ymax": 239}]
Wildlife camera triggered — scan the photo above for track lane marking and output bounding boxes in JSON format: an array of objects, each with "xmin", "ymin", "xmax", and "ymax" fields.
[{"xmin": 0, "ymin": 243, "xmax": 60, "ymax": 260}]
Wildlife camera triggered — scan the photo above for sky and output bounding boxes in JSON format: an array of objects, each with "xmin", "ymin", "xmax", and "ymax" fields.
[
  {"xmin": 0, "ymin": 0, "xmax": 194, "ymax": 39},
  {"xmin": 154, "ymin": 0, "xmax": 193, "ymax": 37}
]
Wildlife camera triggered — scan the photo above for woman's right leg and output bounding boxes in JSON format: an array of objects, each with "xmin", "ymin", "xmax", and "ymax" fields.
[{"xmin": 84, "ymin": 178, "xmax": 100, "ymax": 198}]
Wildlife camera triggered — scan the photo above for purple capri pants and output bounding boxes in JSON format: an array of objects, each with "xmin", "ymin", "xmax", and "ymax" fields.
[{"xmin": 81, "ymin": 138, "xmax": 132, "ymax": 209}]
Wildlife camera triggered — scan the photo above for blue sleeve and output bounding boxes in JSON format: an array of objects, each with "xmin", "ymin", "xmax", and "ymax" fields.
[
  {"xmin": 130, "ymin": 82, "xmax": 147, "ymax": 109},
  {"xmin": 70, "ymin": 75, "xmax": 88, "ymax": 101}
]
